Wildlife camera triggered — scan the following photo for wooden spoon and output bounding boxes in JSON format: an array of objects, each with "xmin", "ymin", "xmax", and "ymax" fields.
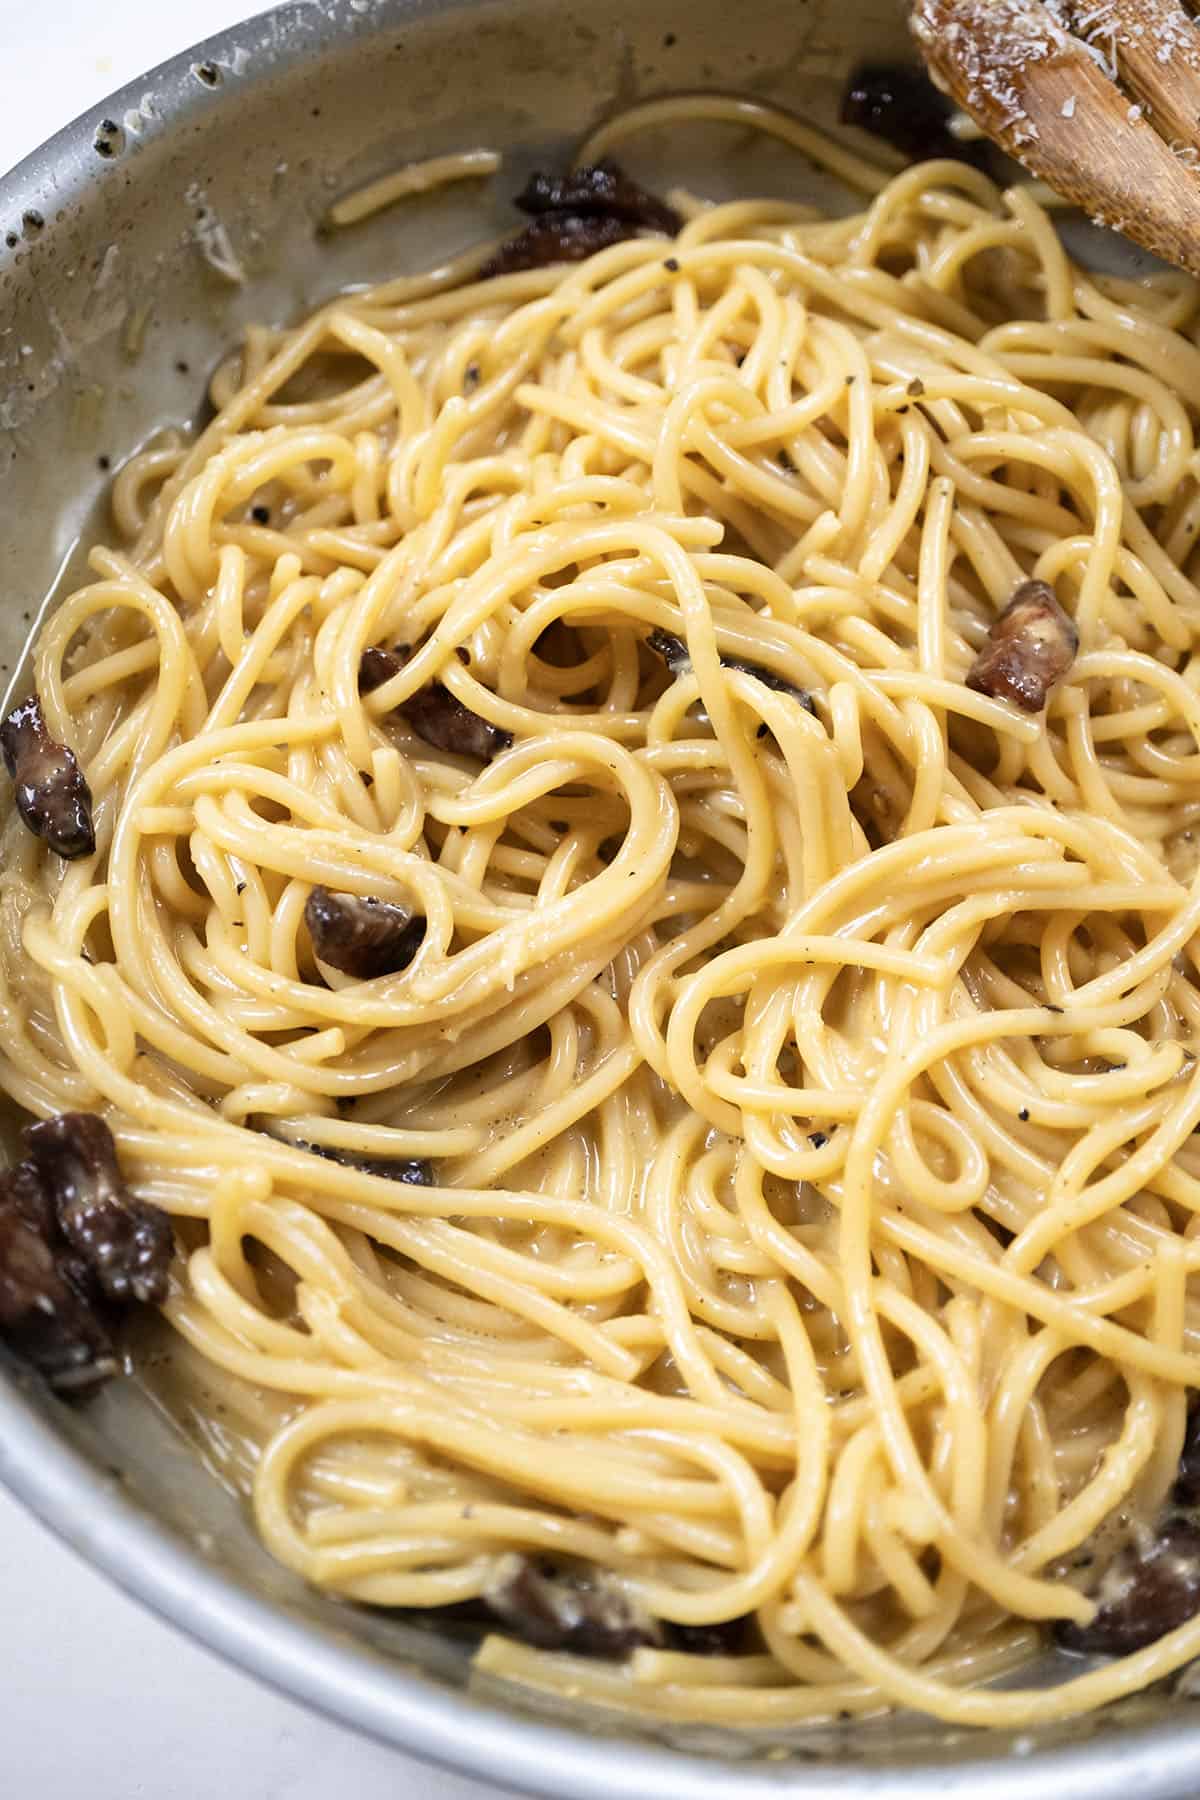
[{"xmin": 909, "ymin": 0, "xmax": 1200, "ymax": 276}]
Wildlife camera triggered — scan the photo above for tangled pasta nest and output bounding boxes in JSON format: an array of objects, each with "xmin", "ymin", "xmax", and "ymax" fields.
[{"xmin": 5, "ymin": 115, "xmax": 1200, "ymax": 1728}]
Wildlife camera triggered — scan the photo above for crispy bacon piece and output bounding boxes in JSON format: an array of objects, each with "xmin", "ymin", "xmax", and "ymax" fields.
[
  {"xmin": 965, "ymin": 579, "xmax": 1078, "ymax": 712},
  {"xmin": 0, "ymin": 694, "xmax": 95, "ymax": 858}
]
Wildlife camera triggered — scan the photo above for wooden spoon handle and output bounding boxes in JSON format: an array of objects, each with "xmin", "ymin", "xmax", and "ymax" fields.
[
  {"xmin": 909, "ymin": 0, "xmax": 1200, "ymax": 277},
  {"xmin": 1067, "ymin": 0, "xmax": 1200, "ymax": 147}
]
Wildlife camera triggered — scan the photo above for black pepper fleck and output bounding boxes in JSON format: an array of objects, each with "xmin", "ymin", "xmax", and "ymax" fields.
[
  {"xmin": 1018, "ymin": 1107, "xmax": 1030, "ymax": 1122},
  {"xmin": 251, "ymin": 505, "xmax": 270, "ymax": 524},
  {"xmin": 664, "ymin": 256, "xmax": 680, "ymax": 272},
  {"xmin": 93, "ymin": 121, "xmax": 123, "ymax": 159},
  {"xmin": 97, "ymin": 455, "xmax": 110, "ymax": 472}
]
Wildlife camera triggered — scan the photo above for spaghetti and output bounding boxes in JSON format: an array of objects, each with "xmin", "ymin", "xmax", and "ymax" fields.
[{"xmin": 4, "ymin": 110, "xmax": 1200, "ymax": 1728}]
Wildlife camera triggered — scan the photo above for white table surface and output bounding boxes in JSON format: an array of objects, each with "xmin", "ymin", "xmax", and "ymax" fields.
[{"xmin": 0, "ymin": 5, "xmax": 505, "ymax": 1794}]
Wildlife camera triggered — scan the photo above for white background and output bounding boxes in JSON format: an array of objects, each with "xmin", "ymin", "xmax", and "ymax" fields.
[{"xmin": 0, "ymin": 3, "xmax": 504, "ymax": 1794}]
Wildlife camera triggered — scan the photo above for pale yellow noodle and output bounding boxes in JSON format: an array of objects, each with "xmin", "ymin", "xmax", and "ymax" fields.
[{"xmin": 327, "ymin": 150, "xmax": 503, "ymax": 228}]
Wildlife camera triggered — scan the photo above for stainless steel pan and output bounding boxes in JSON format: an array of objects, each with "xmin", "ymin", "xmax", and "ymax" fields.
[{"xmin": 3, "ymin": 2, "xmax": 1199, "ymax": 1792}]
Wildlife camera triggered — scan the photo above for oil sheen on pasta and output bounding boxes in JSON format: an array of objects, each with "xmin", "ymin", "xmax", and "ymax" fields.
[{"xmin": 6, "ymin": 110, "xmax": 1200, "ymax": 1729}]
